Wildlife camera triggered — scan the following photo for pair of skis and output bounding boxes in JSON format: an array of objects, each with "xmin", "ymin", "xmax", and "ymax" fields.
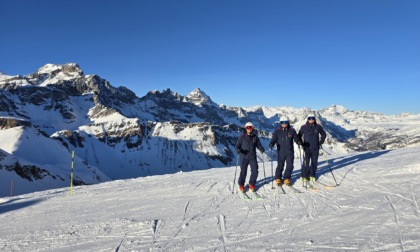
[
  {"xmin": 303, "ymin": 179, "xmax": 335, "ymax": 191},
  {"xmin": 239, "ymin": 190, "xmax": 263, "ymax": 202},
  {"xmin": 238, "ymin": 180, "xmax": 329, "ymax": 202},
  {"xmin": 238, "ymin": 183, "xmax": 301, "ymax": 202},
  {"xmin": 276, "ymin": 183, "xmax": 301, "ymax": 194},
  {"xmin": 302, "ymin": 180, "xmax": 318, "ymax": 190}
]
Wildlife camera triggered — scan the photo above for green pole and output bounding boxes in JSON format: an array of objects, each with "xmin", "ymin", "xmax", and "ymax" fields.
[{"xmin": 70, "ymin": 151, "xmax": 74, "ymax": 195}]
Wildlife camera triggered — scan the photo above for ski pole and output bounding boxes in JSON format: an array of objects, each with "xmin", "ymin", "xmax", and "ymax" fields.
[
  {"xmin": 262, "ymin": 157, "xmax": 267, "ymax": 184},
  {"xmin": 298, "ymin": 145, "xmax": 303, "ymax": 169},
  {"xmin": 257, "ymin": 154, "xmax": 267, "ymax": 184},
  {"xmin": 270, "ymin": 148, "xmax": 275, "ymax": 189},
  {"xmin": 232, "ymin": 155, "xmax": 239, "ymax": 194},
  {"xmin": 320, "ymin": 147, "xmax": 338, "ymax": 186},
  {"xmin": 298, "ymin": 145, "xmax": 305, "ymax": 188}
]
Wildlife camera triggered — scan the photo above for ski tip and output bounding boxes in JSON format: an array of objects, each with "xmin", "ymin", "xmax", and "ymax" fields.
[{"xmin": 238, "ymin": 192, "xmax": 251, "ymax": 202}]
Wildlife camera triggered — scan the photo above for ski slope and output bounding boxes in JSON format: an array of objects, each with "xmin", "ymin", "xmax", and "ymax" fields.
[{"xmin": 1, "ymin": 147, "xmax": 420, "ymax": 251}]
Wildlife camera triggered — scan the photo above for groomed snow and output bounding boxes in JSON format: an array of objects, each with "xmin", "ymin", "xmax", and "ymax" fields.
[{"xmin": 1, "ymin": 146, "xmax": 420, "ymax": 251}]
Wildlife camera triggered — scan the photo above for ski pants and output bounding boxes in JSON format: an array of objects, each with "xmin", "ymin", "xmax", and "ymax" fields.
[
  {"xmin": 302, "ymin": 148, "xmax": 319, "ymax": 179},
  {"xmin": 275, "ymin": 151, "xmax": 294, "ymax": 180},
  {"xmin": 238, "ymin": 157, "xmax": 258, "ymax": 187}
]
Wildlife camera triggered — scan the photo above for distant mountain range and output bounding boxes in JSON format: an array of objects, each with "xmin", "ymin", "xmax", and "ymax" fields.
[{"xmin": 1, "ymin": 63, "xmax": 419, "ymax": 196}]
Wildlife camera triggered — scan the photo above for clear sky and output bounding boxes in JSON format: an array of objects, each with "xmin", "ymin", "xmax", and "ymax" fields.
[{"xmin": 1, "ymin": 0, "xmax": 419, "ymax": 115}]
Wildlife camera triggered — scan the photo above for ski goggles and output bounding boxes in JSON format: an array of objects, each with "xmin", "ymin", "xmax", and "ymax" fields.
[
  {"xmin": 245, "ymin": 126, "xmax": 253, "ymax": 130},
  {"xmin": 308, "ymin": 117, "xmax": 316, "ymax": 120},
  {"xmin": 280, "ymin": 121, "xmax": 289, "ymax": 124}
]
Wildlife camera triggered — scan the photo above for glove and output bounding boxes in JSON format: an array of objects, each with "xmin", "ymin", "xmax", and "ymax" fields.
[
  {"xmin": 269, "ymin": 143, "xmax": 274, "ymax": 149},
  {"xmin": 236, "ymin": 148, "xmax": 242, "ymax": 154}
]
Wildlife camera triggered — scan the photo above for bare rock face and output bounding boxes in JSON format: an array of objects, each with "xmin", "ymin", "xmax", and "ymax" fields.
[{"xmin": 0, "ymin": 118, "xmax": 31, "ymax": 129}]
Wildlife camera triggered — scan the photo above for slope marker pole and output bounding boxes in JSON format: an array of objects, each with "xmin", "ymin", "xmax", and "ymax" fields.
[{"xmin": 70, "ymin": 150, "xmax": 75, "ymax": 195}]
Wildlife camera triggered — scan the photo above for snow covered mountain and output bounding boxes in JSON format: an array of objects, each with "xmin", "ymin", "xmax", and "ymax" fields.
[{"xmin": 1, "ymin": 63, "xmax": 420, "ymax": 196}]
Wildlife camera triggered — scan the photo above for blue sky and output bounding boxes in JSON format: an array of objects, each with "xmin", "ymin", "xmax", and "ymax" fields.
[{"xmin": 1, "ymin": 0, "xmax": 419, "ymax": 115}]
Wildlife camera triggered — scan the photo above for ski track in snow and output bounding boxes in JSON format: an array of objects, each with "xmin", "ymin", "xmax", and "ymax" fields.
[
  {"xmin": 386, "ymin": 195, "xmax": 406, "ymax": 252},
  {"xmin": 217, "ymin": 214, "xmax": 227, "ymax": 247},
  {"xmin": 1, "ymin": 148, "xmax": 420, "ymax": 251},
  {"xmin": 410, "ymin": 184, "xmax": 420, "ymax": 217}
]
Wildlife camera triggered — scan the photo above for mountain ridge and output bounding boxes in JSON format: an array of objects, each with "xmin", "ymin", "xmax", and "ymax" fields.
[{"xmin": 1, "ymin": 63, "xmax": 419, "ymax": 196}]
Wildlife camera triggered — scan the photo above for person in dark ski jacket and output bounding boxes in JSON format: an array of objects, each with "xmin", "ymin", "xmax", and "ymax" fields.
[
  {"xmin": 269, "ymin": 116, "xmax": 303, "ymax": 186},
  {"xmin": 235, "ymin": 122, "xmax": 265, "ymax": 192},
  {"xmin": 298, "ymin": 114, "xmax": 327, "ymax": 182}
]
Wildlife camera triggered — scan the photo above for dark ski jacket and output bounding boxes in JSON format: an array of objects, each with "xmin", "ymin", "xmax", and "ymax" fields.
[
  {"xmin": 235, "ymin": 132, "xmax": 264, "ymax": 160},
  {"xmin": 298, "ymin": 122, "xmax": 326, "ymax": 150},
  {"xmin": 269, "ymin": 125, "xmax": 302, "ymax": 153}
]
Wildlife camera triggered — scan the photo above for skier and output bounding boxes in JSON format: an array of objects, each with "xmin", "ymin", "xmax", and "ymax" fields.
[
  {"xmin": 235, "ymin": 122, "xmax": 265, "ymax": 192},
  {"xmin": 298, "ymin": 114, "xmax": 327, "ymax": 183},
  {"xmin": 269, "ymin": 116, "xmax": 303, "ymax": 186}
]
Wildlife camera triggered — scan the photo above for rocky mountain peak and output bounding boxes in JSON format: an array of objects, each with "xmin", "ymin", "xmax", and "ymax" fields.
[
  {"xmin": 0, "ymin": 72, "xmax": 12, "ymax": 83},
  {"xmin": 321, "ymin": 105, "xmax": 349, "ymax": 114},
  {"xmin": 145, "ymin": 88, "xmax": 182, "ymax": 101},
  {"xmin": 37, "ymin": 63, "xmax": 83, "ymax": 76},
  {"xmin": 184, "ymin": 88, "xmax": 215, "ymax": 106}
]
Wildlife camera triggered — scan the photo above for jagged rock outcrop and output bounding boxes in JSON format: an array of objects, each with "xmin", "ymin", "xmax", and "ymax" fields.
[{"xmin": 0, "ymin": 118, "xmax": 31, "ymax": 129}]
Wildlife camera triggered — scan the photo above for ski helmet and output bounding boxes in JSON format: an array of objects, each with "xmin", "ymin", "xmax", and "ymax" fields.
[
  {"xmin": 280, "ymin": 116, "xmax": 289, "ymax": 122},
  {"xmin": 307, "ymin": 114, "xmax": 316, "ymax": 120},
  {"xmin": 245, "ymin": 122, "xmax": 253, "ymax": 128}
]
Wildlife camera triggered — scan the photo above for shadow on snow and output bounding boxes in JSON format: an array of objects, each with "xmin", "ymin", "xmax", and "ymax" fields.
[
  {"xmin": 315, "ymin": 150, "xmax": 391, "ymax": 186},
  {"xmin": 255, "ymin": 150, "xmax": 391, "ymax": 188},
  {"xmin": 0, "ymin": 198, "xmax": 45, "ymax": 215}
]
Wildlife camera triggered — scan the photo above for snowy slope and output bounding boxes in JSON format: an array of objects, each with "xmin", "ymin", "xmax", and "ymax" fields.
[{"xmin": 1, "ymin": 146, "xmax": 419, "ymax": 251}]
